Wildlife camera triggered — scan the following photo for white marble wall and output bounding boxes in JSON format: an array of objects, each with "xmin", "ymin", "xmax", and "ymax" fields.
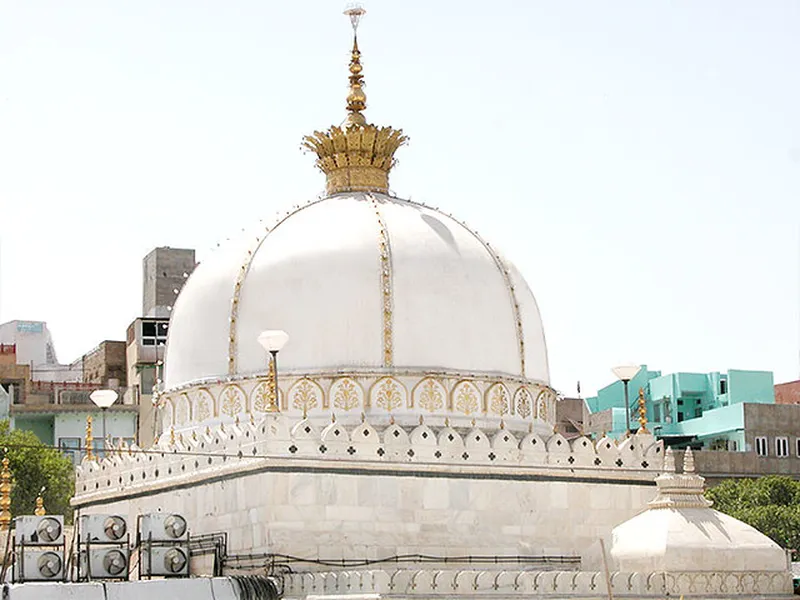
[
  {"xmin": 73, "ymin": 418, "xmax": 667, "ymax": 574},
  {"xmin": 75, "ymin": 463, "xmax": 656, "ymax": 571}
]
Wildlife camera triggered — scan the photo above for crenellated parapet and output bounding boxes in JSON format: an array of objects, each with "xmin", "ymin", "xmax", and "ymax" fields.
[{"xmin": 73, "ymin": 415, "xmax": 663, "ymax": 502}]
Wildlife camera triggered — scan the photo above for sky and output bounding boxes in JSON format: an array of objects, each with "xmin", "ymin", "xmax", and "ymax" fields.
[{"xmin": 1, "ymin": 1, "xmax": 799, "ymax": 397}]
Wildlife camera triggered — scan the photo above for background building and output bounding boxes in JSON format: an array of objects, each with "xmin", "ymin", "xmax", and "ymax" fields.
[
  {"xmin": 584, "ymin": 367, "xmax": 792, "ymax": 454},
  {"xmin": 775, "ymin": 379, "xmax": 800, "ymax": 405},
  {"xmin": 127, "ymin": 246, "xmax": 195, "ymax": 447},
  {"xmin": 142, "ymin": 246, "xmax": 196, "ymax": 318}
]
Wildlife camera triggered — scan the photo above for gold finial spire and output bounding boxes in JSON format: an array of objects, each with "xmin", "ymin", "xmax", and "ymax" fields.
[
  {"xmin": 636, "ymin": 387, "xmax": 649, "ymax": 434},
  {"xmin": 85, "ymin": 415, "xmax": 94, "ymax": 461},
  {"xmin": 344, "ymin": 6, "xmax": 367, "ymax": 127},
  {"xmin": 0, "ymin": 457, "xmax": 11, "ymax": 530},
  {"xmin": 302, "ymin": 6, "xmax": 407, "ymax": 196},
  {"xmin": 34, "ymin": 493, "xmax": 46, "ymax": 516}
]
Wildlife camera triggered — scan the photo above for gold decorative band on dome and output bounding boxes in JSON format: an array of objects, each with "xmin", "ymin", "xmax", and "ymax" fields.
[
  {"xmin": 369, "ymin": 194, "xmax": 394, "ymax": 366},
  {"xmin": 227, "ymin": 199, "xmax": 328, "ymax": 375}
]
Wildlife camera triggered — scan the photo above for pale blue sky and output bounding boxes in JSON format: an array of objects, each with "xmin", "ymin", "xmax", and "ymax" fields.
[{"xmin": 1, "ymin": 1, "xmax": 798, "ymax": 396}]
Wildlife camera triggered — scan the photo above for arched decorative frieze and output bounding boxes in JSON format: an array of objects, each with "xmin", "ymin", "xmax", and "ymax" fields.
[
  {"xmin": 290, "ymin": 378, "xmax": 323, "ymax": 414},
  {"xmin": 514, "ymin": 386, "xmax": 532, "ymax": 420},
  {"xmin": 174, "ymin": 393, "xmax": 191, "ymax": 426},
  {"xmin": 192, "ymin": 388, "xmax": 215, "ymax": 421},
  {"xmin": 536, "ymin": 390, "xmax": 549, "ymax": 421},
  {"xmin": 220, "ymin": 384, "xmax": 247, "ymax": 418},
  {"xmin": 452, "ymin": 380, "xmax": 480, "ymax": 416},
  {"xmin": 486, "ymin": 383, "xmax": 510, "ymax": 417},
  {"xmin": 369, "ymin": 377, "xmax": 406, "ymax": 412},
  {"xmin": 251, "ymin": 379, "xmax": 282, "ymax": 413},
  {"xmin": 330, "ymin": 377, "xmax": 363, "ymax": 412},
  {"xmin": 159, "ymin": 398, "xmax": 174, "ymax": 431},
  {"xmin": 412, "ymin": 377, "xmax": 445, "ymax": 413}
]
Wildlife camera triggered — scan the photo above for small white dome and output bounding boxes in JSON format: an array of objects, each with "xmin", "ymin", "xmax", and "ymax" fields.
[
  {"xmin": 164, "ymin": 192, "xmax": 549, "ymax": 390},
  {"xmin": 611, "ymin": 449, "xmax": 788, "ymax": 573}
]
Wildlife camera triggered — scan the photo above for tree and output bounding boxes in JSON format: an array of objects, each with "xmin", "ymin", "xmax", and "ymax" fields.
[
  {"xmin": 0, "ymin": 420, "xmax": 75, "ymax": 522},
  {"xmin": 706, "ymin": 476, "xmax": 800, "ymax": 560}
]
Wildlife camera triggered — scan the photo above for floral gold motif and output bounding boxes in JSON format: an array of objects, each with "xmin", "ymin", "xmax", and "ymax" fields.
[
  {"xmin": 292, "ymin": 379, "xmax": 320, "ymax": 413},
  {"xmin": 252, "ymin": 380, "xmax": 277, "ymax": 413},
  {"xmin": 489, "ymin": 384, "xmax": 510, "ymax": 416},
  {"xmin": 516, "ymin": 387, "xmax": 532, "ymax": 419},
  {"xmin": 333, "ymin": 378, "xmax": 361, "ymax": 411},
  {"xmin": 537, "ymin": 391, "xmax": 548, "ymax": 420},
  {"xmin": 375, "ymin": 377, "xmax": 403, "ymax": 412},
  {"xmin": 454, "ymin": 382, "xmax": 480, "ymax": 416},
  {"xmin": 221, "ymin": 385, "xmax": 245, "ymax": 417},
  {"xmin": 417, "ymin": 378, "xmax": 444, "ymax": 413}
]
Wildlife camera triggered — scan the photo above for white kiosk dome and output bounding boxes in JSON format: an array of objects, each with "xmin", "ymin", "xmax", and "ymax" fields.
[{"xmin": 159, "ymin": 12, "xmax": 554, "ymax": 433}]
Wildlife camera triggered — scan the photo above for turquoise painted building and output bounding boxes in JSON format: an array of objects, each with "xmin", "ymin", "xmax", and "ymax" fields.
[{"xmin": 585, "ymin": 367, "xmax": 775, "ymax": 450}]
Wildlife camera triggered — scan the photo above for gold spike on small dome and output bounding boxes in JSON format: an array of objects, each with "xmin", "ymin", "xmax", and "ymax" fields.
[{"xmin": 302, "ymin": 6, "xmax": 407, "ymax": 196}]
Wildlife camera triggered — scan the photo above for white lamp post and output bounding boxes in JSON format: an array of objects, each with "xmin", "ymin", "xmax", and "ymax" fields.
[
  {"xmin": 611, "ymin": 364, "xmax": 641, "ymax": 436},
  {"xmin": 90, "ymin": 389, "xmax": 119, "ymax": 453},
  {"xmin": 257, "ymin": 330, "xmax": 289, "ymax": 413}
]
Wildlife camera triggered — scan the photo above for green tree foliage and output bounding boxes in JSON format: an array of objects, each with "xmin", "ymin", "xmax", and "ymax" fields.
[
  {"xmin": 0, "ymin": 420, "xmax": 75, "ymax": 522},
  {"xmin": 707, "ymin": 476, "xmax": 800, "ymax": 559}
]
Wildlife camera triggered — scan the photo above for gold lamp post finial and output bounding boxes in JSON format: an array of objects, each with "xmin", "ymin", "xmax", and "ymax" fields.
[
  {"xmin": 34, "ymin": 488, "xmax": 46, "ymax": 516},
  {"xmin": 85, "ymin": 415, "xmax": 94, "ymax": 461},
  {"xmin": 637, "ymin": 387, "xmax": 649, "ymax": 434},
  {"xmin": 343, "ymin": 5, "xmax": 367, "ymax": 127},
  {"xmin": 0, "ymin": 456, "xmax": 11, "ymax": 530}
]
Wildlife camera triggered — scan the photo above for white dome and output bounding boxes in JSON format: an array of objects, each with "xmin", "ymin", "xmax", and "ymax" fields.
[{"xmin": 164, "ymin": 192, "xmax": 549, "ymax": 390}]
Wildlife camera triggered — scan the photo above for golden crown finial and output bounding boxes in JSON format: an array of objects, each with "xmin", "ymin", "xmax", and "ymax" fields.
[{"xmin": 302, "ymin": 5, "xmax": 407, "ymax": 196}]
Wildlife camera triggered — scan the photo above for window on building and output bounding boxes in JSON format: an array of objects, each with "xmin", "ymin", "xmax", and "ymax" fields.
[
  {"xmin": 141, "ymin": 320, "xmax": 168, "ymax": 347},
  {"xmin": 728, "ymin": 439, "xmax": 739, "ymax": 452},
  {"xmin": 755, "ymin": 436, "xmax": 768, "ymax": 457},
  {"xmin": 59, "ymin": 437, "xmax": 82, "ymax": 465},
  {"xmin": 775, "ymin": 436, "xmax": 789, "ymax": 458},
  {"xmin": 719, "ymin": 379, "xmax": 727, "ymax": 394},
  {"xmin": 797, "ymin": 438, "xmax": 800, "ymax": 458}
]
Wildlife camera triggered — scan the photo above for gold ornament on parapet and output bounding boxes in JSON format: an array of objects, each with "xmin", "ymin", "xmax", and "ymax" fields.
[
  {"xmin": 536, "ymin": 390, "xmax": 549, "ymax": 420},
  {"xmin": 292, "ymin": 379, "xmax": 320, "ymax": 413},
  {"xmin": 515, "ymin": 387, "xmax": 532, "ymax": 419},
  {"xmin": 454, "ymin": 381, "xmax": 480, "ymax": 415},
  {"xmin": 489, "ymin": 383, "xmax": 510, "ymax": 416},
  {"xmin": 221, "ymin": 385, "xmax": 245, "ymax": 417},
  {"xmin": 333, "ymin": 378, "xmax": 361, "ymax": 411},
  {"xmin": 375, "ymin": 377, "xmax": 403, "ymax": 412},
  {"xmin": 417, "ymin": 378, "xmax": 444, "ymax": 413}
]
